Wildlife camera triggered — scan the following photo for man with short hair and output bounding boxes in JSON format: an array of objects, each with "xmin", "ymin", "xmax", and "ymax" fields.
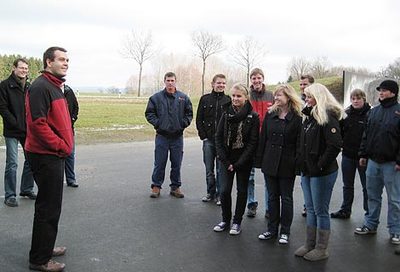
[
  {"xmin": 145, "ymin": 72, "xmax": 193, "ymax": 199},
  {"xmin": 355, "ymin": 79, "xmax": 400, "ymax": 246},
  {"xmin": 300, "ymin": 75, "xmax": 315, "ymax": 101},
  {"xmin": 26, "ymin": 46, "xmax": 74, "ymax": 272},
  {"xmin": 196, "ymin": 74, "xmax": 231, "ymax": 205},
  {"xmin": 247, "ymin": 68, "xmax": 274, "ymax": 218},
  {"xmin": 0, "ymin": 58, "xmax": 36, "ymax": 207}
]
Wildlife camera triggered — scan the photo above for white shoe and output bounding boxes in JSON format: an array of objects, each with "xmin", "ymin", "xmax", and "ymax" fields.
[
  {"xmin": 229, "ymin": 224, "xmax": 241, "ymax": 235},
  {"xmin": 278, "ymin": 234, "xmax": 289, "ymax": 244}
]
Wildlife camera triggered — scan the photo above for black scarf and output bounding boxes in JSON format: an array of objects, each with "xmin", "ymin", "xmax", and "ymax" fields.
[{"xmin": 226, "ymin": 102, "xmax": 252, "ymax": 149}]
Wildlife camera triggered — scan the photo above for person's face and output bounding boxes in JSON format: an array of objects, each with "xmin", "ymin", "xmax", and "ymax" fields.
[
  {"xmin": 46, "ymin": 50, "xmax": 69, "ymax": 77},
  {"xmin": 164, "ymin": 76, "xmax": 176, "ymax": 93},
  {"xmin": 231, "ymin": 88, "xmax": 247, "ymax": 108},
  {"xmin": 12, "ymin": 61, "xmax": 29, "ymax": 79},
  {"xmin": 300, "ymin": 79, "xmax": 311, "ymax": 93},
  {"xmin": 351, "ymin": 95, "xmax": 365, "ymax": 109},
  {"xmin": 378, "ymin": 88, "xmax": 395, "ymax": 100},
  {"xmin": 212, "ymin": 77, "xmax": 226, "ymax": 93},
  {"xmin": 250, "ymin": 73, "xmax": 264, "ymax": 91},
  {"xmin": 305, "ymin": 93, "xmax": 316, "ymax": 107},
  {"xmin": 274, "ymin": 90, "xmax": 289, "ymax": 108}
]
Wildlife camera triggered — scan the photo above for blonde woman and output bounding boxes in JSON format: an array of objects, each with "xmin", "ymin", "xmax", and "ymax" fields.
[
  {"xmin": 214, "ymin": 83, "xmax": 260, "ymax": 235},
  {"xmin": 257, "ymin": 84, "xmax": 303, "ymax": 244},
  {"xmin": 295, "ymin": 83, "xmax": 343, "ymax": 261}
]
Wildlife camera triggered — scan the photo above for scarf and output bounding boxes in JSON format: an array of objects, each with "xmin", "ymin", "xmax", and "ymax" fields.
[
  {"xmin": 226, "ymin": 102, "xmax": 252, "ymax": 149},
  {"xmin": 42, "ymin": 71, "xmax": 65, "ymax": 88}
]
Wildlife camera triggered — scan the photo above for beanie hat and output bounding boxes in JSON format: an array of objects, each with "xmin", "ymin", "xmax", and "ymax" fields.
[{"xmin": 376, "ymin": 79, "xmax": 399, "ymax": 96}]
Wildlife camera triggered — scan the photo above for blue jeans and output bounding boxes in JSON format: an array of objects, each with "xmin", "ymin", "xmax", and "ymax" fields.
[
  {"xmin": 202, "ymin": 139, "xmax": 220, "ymax": 197},
  {"xmin": 151, "ymin": 134, "xmax": 183, "ymax": 189},
  {"xmin": 4, "ymin": 137, "xmax": 34, "ymax": 199},
  {"xmin": 341, "ymin": 155, "xmax": 368, "ymax": 214},
  {"xmin": 65, "ymin": 138, "xmax": 76, "ymax": 183},
  {"xmin": 301, "ymin": 171, "xmax": 337, "ymax": 230},
  {"xmin": 247, "ymin": 168, "xmax": 269, "ymax": 210},
  {"xmin": 364, "ymin": 160, "xmax": 400, "ymax": 235}
]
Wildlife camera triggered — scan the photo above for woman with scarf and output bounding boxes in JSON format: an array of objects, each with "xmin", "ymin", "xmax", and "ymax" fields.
[
  {"xmin": 213, "ymin": 83, "xmax": 260, "ymax": 235},
  {"xmin": 295, "ymin": 83, "xmax": 343, "ymax": 261},
  {"xmin": 256, "ymin": 84, "xmax": 303, "ymax": 244}
]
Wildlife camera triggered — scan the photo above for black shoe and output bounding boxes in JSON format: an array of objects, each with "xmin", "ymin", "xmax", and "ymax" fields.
[
  {"xmin": 4, "ymin": 197, "xmax": 18, "ymax": 207},
  {"xmin": 20, "ymin": 191, "xmax": 37, "ymax": 200},
  {"xmin": 330, "ymin": 210, "xmax": 350, "ymax": 219},
  {"xmin": 67, "ymin": 182, "xmax": 79, "ymax": 188},
  {"xmin": 247, "ymin": 202, "xmax": 258, "ymax": 217}
]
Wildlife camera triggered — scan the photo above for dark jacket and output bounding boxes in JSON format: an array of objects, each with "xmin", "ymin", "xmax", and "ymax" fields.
[
  {"xmin": 298, "ymin": 108, "xmax": 342, "ymax": 177},
  {"xmin": 0, "ymin": 73, "xmax": 30, "ymax": 138},
  {"xmin": 196, "ymin": 90, "xmax": 231, "ymax": 141},
  {"xmin": 341, "ymin": 103, "xmax": 370, "ymax": 159},
  {"xmin": 25, "ymin": 74, "xmax": 73, "ymax": 157},
  {"xmin": 145, "ymin": 89, "xmax": 193, "ymax": 138},
  {"xmin": 257, "ymin": 110, "xmax": 302, "ymax": 178},
  {"xmin": 215, "ymin": 102, "xmax": 260, "ymax": 170},
  {"xmin": 64, "ymin": 85, "xmax": 79, "ymax": 130},
  {"xmin": 359, "ymin": 97, "xmax": 400, "ymax": 165}
]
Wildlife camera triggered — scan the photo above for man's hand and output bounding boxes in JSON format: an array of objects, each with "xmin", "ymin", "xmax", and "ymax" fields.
[
  {"xmin": 359, "ymin": 158, "xmax": 367, "ymax": 167},
  {"xmin": 228, "ymin": 164, "xmax": 234, "ymax": 172},
  {"xmin": 395, "ymin": 164, "xmax": 400, "ymax": 172}
]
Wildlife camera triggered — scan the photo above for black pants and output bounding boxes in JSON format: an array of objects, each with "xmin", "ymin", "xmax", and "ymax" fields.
[
  {"xmin": 220, "ymin": 166, "xmax": 251, "ymax": 224},
  {"xmin": 27, "ymin": 152, "xmax": 64, "ymax": 265},
  {"xmin": 265, "ymin": 175, "xmax": 295, "ymax": 235}
]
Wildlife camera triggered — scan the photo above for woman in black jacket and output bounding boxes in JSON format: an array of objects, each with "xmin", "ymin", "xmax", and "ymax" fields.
[
  {"xmin": 295, "ymin": 83, "xmax": 343, "ymax": 261},
  {"xmin": 257, "ymin": 84, "xmax": 303, "ymax": 244},
  {"xmin": 214, "ymin": 83, "xmax": 259, "ymax": 235}
]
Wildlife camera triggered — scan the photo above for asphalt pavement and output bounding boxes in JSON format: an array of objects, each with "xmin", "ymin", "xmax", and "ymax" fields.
[{"xmin": 0, "ymin": 138, "xmax": 399, "ymax": 272}]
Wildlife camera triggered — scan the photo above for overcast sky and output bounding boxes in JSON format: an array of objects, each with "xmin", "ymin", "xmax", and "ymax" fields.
[{"xmin": 1, "ymin": 0, "xmax": 399, "ymax": 89}]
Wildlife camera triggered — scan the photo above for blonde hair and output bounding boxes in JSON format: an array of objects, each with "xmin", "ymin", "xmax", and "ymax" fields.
[
  {"xmin": 304, "ymin": 83, "xmax": 343, "ymax": 125},
  {"xmin": 269, "ymin": 84, "xmax": 303, "ymax": 116},
  {"xmin": 231, "ymin": 83, "xmax": 249, "ymax": 100}
]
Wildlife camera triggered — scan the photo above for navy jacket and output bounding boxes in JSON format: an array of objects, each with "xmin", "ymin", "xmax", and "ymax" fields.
[{"xmin": 145, "ymin": 89, "xmax": 193, "ymax": 137}]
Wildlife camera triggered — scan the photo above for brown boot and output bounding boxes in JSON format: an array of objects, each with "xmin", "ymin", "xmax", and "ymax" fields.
[
  {"xmin": 170, "ymin": 187, "xmax": 184, "ymax": 198},
  {"xmin": 303, "ymin": 229, "xmax": 330, "ymax": 261},
  {"xmin": 29, "ymin": 259, "xmax": 65, "ymax": 271},
  {"xmin": 150, "ymin": 187, "xmax": 160, "ymax": 198},
  {"xmin": 52, "ymin": 246, "xmax": 66, "ymax": 257},
  {"xmin": 294, "ymin": 226, "xmax": 316, "ymax": 257}
]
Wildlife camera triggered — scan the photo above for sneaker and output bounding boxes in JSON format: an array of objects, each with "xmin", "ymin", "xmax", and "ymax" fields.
[
  {"xmin": 354, "ymin": 225, "xmax": 377, "ymax": 235},
  {"xmin": 150, "ymin": 187, "xmax": 160, "ymax": 198},
  {"xmin": 66, "ymin": 181, "xmax": 79, "ymax": 188},
  {"xmin": 170, "ymin": 188, "xmax": 184, "ymax": 198},
  {"xmin": 302, "ymin": 207, "xmax": 307, "ymax": 217},
  {"xmin": 278, "ymin": 234, "xmax": 289, "ymax": 244},
  {"xmin": 20, "ymin": 191, "xmax": 37, "ymax": 200},
  {"xmin": 391, "ymin": 234, "xmax": 400, "ymax": 245},
  {"xmin": 229, "ymin": 224, "xmax": 241, "ymax": 235},
  {"xmin": 4, "ymin": 197, "xmax": 18, "ymax": 207},
  {"xmin": 201, "ymin": 194, "xmax": 213, "ymax": 202},
  {"xmin": 330, "ymin": 210, "xmax": 350, "ymax": 219},
  {"xmin": 213, "ymin": 222, "xmax": 228, "ymax": 232},
  {"xmin": 264, "ymin": 210, "xmax": 270, "ymax": 219},
  {"xmin": 258, "ymin": 231, "xmax": 276, "ymax": 240},
  {"xmin": 215, "ymin": 197, "xmax": 221, "ymax": 206},
  {"xmin": 247, "ymin": 203, "xmax": 258, "ymax": 217},
  {"xmin": 29, "ymin": 259, "xmax": 65, "ymax": 271}
]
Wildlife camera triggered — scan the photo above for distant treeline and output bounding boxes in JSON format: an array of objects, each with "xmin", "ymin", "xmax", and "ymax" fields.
[{"xmin": 0, "ymin": 54, "xmax": 42, "ymax": 81}]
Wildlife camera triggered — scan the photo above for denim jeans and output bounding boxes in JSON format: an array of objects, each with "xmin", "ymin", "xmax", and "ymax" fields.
[
  {"xmin": 364, "ymin": 160, "xmax": 400, "ymax": 235},
  {"xmin": 220, "ymin": 165, "xmax": 251, "ymax": 224},
  {"xmin": 151, "ymin": 134, "xmax": 183, "ymax": 189},
  {"xmin": 65, "ymin": 138, "xmax": 76, "ymax": 183},
  {"xmin": 202, "ymin": 139, "xmax": 221, "ymax": 197},
  {"xmin": 301, "ymin": 171, "xmax": 337, "ymax": 230},
  {"xmin": 4, "ymin": 137, "xmax": 34, "ymax": 199},
  {"xmin": 247, "ymin": 168, "xmax": 269, "ymax": 210},
  {"xmin": 340, "ymin": 155, "xmax": 368, "ymax": 214},
  {"xmin": 265, "ymin": 174, "xmax": 295, "ymax": 235}
]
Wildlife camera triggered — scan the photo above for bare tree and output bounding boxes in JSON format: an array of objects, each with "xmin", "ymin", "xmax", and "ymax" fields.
[
  {"xmin": 310, "ymin": 56, "xmax": 332, "ymax": 79},
  {"xmin": 231, "ymin": 36, "xmax": 266, "ymax": 87},
  {"xmin": 121, "ymin": 30, "xmax": 154, "ymax": 97},
  {"xmin": 378, "ymin": 58, "xmax": 400, "ymax": 80},
  {"xmin": 287, "ymin": 57, "xmax": 311, "ymax": 81},
  {"xmin": 192, "ymin": 30, "xmax": 224, "ymax": 95}
]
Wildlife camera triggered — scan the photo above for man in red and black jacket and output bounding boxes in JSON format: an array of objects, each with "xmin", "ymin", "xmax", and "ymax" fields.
[{"xmin": 25, "ymin": 47, "xmax": 73, "ymax": 272}]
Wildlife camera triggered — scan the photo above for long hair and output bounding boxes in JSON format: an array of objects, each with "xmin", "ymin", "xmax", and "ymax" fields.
[
  {"xmin": 269, "ymin": 84, "xmax": 303, "ymax": 116},
  {"xmin": 304, "ymin": 83, "xmax": 343, "ymax": 125}
]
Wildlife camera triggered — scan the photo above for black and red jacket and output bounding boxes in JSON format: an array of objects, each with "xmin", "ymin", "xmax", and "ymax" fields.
[{"xmin": 25, "ymin": 73, "xmax": 73, "ymax": 157}]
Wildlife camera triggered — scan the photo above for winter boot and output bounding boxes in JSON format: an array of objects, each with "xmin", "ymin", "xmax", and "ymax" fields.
[
  {"xmin": 294, "ymin": 226, "xmax": 316, "ymax": 257},
  {"xmin": 303, "ymin": 229, "xmax": 330, "ymax": 261}
]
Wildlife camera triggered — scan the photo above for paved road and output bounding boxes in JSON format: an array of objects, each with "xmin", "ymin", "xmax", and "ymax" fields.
[{"xmin": 0, "ymin": 139, "xmax": 398, "ymax": 271}]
